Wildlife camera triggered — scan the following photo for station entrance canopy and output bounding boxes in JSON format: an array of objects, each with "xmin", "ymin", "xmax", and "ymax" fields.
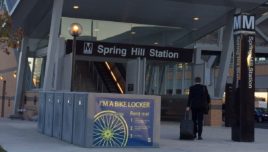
[{"xmin": 66, "ymin": 40, "xmax": 193, "ymax": 62}]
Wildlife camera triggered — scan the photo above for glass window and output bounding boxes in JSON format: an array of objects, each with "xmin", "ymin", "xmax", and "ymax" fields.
[
  {"xmin": 32, "ymin": 57, "xmax": 45, "ymax": 88},
  {"xmin": 255, "ymin": 92, "xmax": 268, "ymax": 109},
  {"xmin": 61, "ymin": 17, "xmax": 93, "ymax": 40},
  {"xmin": 255, "ymin": 57, "xmax": 268, "ymax": 64},
  {"xmin": 145, "ymin": 62, "xmax": 192, "ymax": 95},
  {"xmin": 27, "ymin": 57, "xmax": 46, "ymax": 89},
  {"xmin": 60, "ymin": 17, "xmax": 183, "ymax": 47},
  {"xmin": 28, "ymin": 58, "xmax": 34, "ymax": 72}
]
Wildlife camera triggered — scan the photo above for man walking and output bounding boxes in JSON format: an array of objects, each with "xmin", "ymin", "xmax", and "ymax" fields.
[{"xmin": 186, "ymin": 77, "xmax": 210, "ymax": 140}]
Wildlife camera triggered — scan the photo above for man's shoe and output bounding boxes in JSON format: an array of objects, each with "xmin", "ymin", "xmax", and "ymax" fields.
[{"xmin": 198, "ymin": 136, "xmax": 203, "ymax": 140}]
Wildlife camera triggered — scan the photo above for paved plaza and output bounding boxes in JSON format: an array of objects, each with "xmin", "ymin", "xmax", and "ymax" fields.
[{"xmin": 1, "ymin": 118, "xmax": 268, "ymax": 152}]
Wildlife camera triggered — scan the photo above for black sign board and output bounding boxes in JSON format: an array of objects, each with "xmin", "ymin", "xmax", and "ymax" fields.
[
  {"xmin": 232, "ymin": 14, "xmax": 255, "ymax": 142},
  {"xmin": 66, "ymin": 40, "xmax": 193, "ymax": 62},
  {"xmin": 233, "ymin": 14, "xmax": 255, "ymax": 33}
]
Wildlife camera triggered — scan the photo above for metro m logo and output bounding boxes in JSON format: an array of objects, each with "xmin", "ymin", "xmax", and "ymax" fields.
[
  {"xmin": 234, "ymin": 14, "xmax": 255, "ymax": 31},
  {"xmin": 83, "ymin": 42, "xmax": 93, "ymax": 54}
]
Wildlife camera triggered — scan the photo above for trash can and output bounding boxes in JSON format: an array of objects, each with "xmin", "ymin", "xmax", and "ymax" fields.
[
  {"xmin": 62, "ymin": 93, "xmax": 74, "ymax": 143},
  {"xmin": 72, "ymin": 92, "xmax": 88, "ymax": 146},
  {"xmin": 44, "ymin": 92, "xmax": 54, "ymax": 136},
  {"xmin": 37, "ymin": 92, "xmax": 46, "ymax": 133},
  {"xmin": 52, "ymin": 92, "xmax": 64, "ymax": 139}
]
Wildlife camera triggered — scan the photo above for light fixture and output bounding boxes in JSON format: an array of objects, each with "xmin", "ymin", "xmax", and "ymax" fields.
[
  {"xmin": 0, "ymin": 75, "xmax": 4, "ymax": 81},
  {"xmin": 154, "ymin": 42, "xmax": 159, "ymax": 45},
  {"xmin": 73, "ymin": 5, "xmax": 79, "ymax": 9},
  {"xmin": 13, "ymin": 72, "xmax": 17, "ymax": 78},
  {"xmin": 193, "ymin": 17, "xmax": 199, "ymax": 21},
  {"xmin": 131, "ymin": 31, "xmax": 136, "ymax": 35},
  {"xmin": 68, "ymin": 23, "xmax": 83, "ymax": 37}
]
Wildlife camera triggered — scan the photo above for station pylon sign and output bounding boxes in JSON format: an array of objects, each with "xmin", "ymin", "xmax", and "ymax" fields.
[{"xmin": 232, "ymin": 13, "xmax": 255, "ymax": 142}]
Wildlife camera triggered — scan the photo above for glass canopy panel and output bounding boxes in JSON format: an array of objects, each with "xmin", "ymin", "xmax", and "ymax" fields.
[{"xmin": 60, "ymin": 17, "xmax": 186, "ymax": 47}]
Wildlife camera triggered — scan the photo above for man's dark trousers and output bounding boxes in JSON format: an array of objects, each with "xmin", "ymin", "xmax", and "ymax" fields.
[{"xmin": 192, "ymin": 109, "xmax": 204, "ymax": 137}]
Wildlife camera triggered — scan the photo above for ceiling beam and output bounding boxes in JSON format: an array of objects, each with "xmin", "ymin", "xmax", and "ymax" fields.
[
  {"xmin": 167, "ymin": 0, "xmax": 267, "ymax": 8},
  {"xmin": 256, "ymin": 14, "xmax": 268, "ymax": 25},
  {"xmin": 256, "ymin": 27, "xmax": 268, "ymax": 42},
  {"xmin": 172, "ymin": 9, "xmax": 236, "ymax": 48}
]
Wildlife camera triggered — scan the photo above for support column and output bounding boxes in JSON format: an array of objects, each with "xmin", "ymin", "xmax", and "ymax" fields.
[
  {"xmin": 1, "ymin": 80, "xmax": 6, "ymax": 117},
  {"xmin": 194, "ymin": 48, "xmax": 203, "ymax": 64},
  {"xmin": 162, "ymin": 65, "xmax": 167, "ymax": 95},
  {"xmin": 126, "ymin": 58, "xmax": 146, "ymax": 94},
  {"xmin": 158, "ymin": 65, "xmax": 166, "ymax": 94},
  {"xmin": 172, "ymin": 65, "xmax": 177, "ymax": 95},
  {"xmin": 54, "ymin": 38, "xmax": 65, "ymax": 90},
  {"xmin": 192, "ymin": 48, "xmax": 205, "ymax": 84},
  {"xmin": 181, "ymin": 63, "xmax": 185, "ymax": 94},
  {"xmin": 153, "ymin": 66, "xmax": 160, "ymax": 94},
  {"xmin": 43, "ymin": 0, "xmax": 64, "ymax": 90},
  {"xmin": 215, "ymin": 12, "xmax": 235, "ymax": 98},
  {"xmin": 205, "ymin": 56, "xmax": 216, "ymax": 96},
  {"xmin": 13, "ymin": 38, "xmax": 28, "ymax": 115}
]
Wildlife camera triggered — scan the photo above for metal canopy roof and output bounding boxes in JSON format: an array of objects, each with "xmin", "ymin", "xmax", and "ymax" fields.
[
  {"xmin": 11, "ymin": 0, "xmax": 268, "ymax": 48},
  {"xmin": 62, "ymin": 0, "xmax": 265, "ymax": 29}
]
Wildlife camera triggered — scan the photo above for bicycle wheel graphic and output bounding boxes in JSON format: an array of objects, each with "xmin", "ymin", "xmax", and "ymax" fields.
[{"xmin": 93, "ymin": 110, "xmax": 129, "ymax": 147}]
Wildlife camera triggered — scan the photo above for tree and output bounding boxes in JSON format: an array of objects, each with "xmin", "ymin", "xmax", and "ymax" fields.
[{"xmin": 0, "ymin": 10, "xmax": 23, "ymax": 55}]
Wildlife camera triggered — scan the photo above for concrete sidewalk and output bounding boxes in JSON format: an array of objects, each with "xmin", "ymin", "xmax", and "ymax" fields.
[{"xmin": 1, "ymin": 118, "xmax": 268, "ymax": 152}]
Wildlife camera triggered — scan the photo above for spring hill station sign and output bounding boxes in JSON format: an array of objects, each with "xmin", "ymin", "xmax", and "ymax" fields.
[{"xmin": 66, "ymin": 40, "xmax": 193, "ymax": 62}]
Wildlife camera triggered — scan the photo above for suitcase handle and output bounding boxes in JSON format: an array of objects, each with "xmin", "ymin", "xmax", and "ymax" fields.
[{"xmin": 184, "ymin": 111, "xmax": 191, "ymax": 120}]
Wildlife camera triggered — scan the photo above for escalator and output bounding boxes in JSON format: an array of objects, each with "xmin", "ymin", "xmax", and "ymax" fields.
[
  {"xmin": 74, "ymin": 61, "xmax": 125, "ymax": 93},
  {"xmin": 94, "ymin": 62, "xmax": 125, "ymax": 93},
  {"xmin": 115, "ymin": 63, "xmax": 126, "ymax": 80},
  {"xmin": 94, "ymin": 62, "xmax": 120, "ymax": 93}
]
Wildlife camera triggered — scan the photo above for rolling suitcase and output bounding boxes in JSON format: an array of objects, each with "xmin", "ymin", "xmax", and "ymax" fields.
[{"xmin": 180, "ymin": 111, "xmax": 194, "ymax": 140}]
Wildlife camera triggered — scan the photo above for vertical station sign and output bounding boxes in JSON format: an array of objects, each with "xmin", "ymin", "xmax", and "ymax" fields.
[{"xmin": 232, "ymin": 14, "xmax": 255, "ymax": 142}]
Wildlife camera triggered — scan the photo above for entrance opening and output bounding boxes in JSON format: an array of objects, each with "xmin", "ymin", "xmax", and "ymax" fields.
[{"xmin": 73, "ymin": 60, "xmax": 126, "ymax": 94}]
